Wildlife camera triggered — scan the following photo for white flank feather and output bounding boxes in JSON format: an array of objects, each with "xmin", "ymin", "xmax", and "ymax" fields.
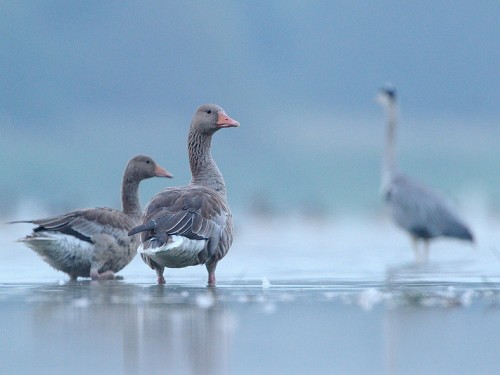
[{"xmin": 138, "ymin": 235, "xmax": 207, "ymax": 268}]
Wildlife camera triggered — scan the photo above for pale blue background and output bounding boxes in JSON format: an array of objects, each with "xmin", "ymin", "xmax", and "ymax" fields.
[{"xmin": 1, "ymin": 1, "xmax": 499, "ymax": 216}]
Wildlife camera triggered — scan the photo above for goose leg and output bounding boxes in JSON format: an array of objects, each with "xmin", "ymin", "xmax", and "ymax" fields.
[
  {"xmin": 207, "ymin": 272, "xmax": 216, "ymax": 287},
  {"xmin": 155, "ymin": 266, "xmax": 166, "ymax": 284},
  {"xmin": 90, "ymin": 264, "xmax": 101, "ymax": 280},
  {"xmin": 206, "ymin": 261, "xmax": 217, "ymax": 287}
]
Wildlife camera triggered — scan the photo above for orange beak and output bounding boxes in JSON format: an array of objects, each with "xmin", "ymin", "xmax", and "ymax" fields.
[
  {"xmin": 217, "ymin": 111, "xmax": 240, "ymax": 128},
  {"xmin": 155, "ymin": 165, "xmax": 173, "ymax": 178}
]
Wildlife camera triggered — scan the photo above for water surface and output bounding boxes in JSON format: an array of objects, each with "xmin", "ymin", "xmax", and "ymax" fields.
[{"xmin": 1, "ymin": 215, "xmax": 500, "ymax": 374}]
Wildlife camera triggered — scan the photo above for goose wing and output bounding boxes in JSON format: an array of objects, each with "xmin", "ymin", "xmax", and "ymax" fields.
[
  {"xmin": 12, "ymin": 208, "xmax": 133, "ymax": 244},
  {"xmin": 129, "ymin": 186, "xmax": 232, "ymax": 259}
]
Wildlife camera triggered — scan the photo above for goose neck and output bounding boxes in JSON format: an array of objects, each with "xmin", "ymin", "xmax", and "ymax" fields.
[{"xmin": 188, "ymin": 129, "xmax": 227, "ymax": 196}]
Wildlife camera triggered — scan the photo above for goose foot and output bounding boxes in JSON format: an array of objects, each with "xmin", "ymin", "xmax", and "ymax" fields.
[{"xmin": 90, "ymin": 270, "xmax": 116, "ymax": 280}]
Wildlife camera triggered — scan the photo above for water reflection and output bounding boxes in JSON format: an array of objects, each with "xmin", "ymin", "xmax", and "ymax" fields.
[
  {"xmin": 124, "ymin": 286, "xmax": 234, "ymax": 375},
  {"xmin": 1, "ymin": 280, "xmax": 499, "ymax": 375},
  {"xmin": 3, "ymin": 283, "xmax": 234, "ymax": 375}
]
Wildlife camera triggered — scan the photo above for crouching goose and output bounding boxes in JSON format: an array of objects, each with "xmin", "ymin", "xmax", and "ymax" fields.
[
  {"xmin": 128, "ymin": 104, "xmax": 239, "ymax": 286},
  {"xmin": 11, "ymin": 155, "xmax": 172, "ymax": 280}
]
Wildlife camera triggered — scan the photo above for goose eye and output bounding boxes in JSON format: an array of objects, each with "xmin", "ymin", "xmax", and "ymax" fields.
[
  {"xmin": 207, "ymin": 110, "xmax": 212, "ymax": 114},
  {"xmin": 146, "ymin": 160, "xmax": 151, "ymax": 164}
]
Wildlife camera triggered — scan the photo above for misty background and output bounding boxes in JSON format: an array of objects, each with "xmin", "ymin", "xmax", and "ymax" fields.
[
  {"xmin": 2, "ymin": 5, "xmax": 500, "ymax": 373},
  {"xmin": 1, "ymin": 1, "xmax": 499, "ymax": 220}
]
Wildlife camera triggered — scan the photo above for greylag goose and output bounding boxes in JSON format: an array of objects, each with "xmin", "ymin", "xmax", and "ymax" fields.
[
  {"xmin": 11, "ymin": 155, "xmax": 172, "ymax": 280},
  {"xmin": 128, "ymin": 104, "xmax": 239, "ymax": 286},
  {"xmin": 377, "ymin": 86, "xmax": 474, "ymax": 261}
]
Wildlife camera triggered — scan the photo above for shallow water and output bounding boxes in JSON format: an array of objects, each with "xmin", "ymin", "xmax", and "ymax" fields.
[
  {"xmin": 1, "ymin": 214, "xmax": 500, "ymax": 374},
  {"xmin": 0, "ymin": 279, "xmax": 499, "ymax": 375}
]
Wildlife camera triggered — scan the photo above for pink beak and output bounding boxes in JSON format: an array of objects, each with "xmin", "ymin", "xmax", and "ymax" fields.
[
  {"xmin": 155, "ymin": 165, "xmax": 173, "ymax": 178},
  {"xmin": 217, "ymin": 111, "xmax": 240, "ymax": 128}
]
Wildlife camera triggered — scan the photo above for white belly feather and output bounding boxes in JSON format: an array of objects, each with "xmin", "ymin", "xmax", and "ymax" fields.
[
  {"xmin": 138, "ymin": 235, "xmax": 207, "ymax": 268},
  {"xmin": 21, "ymin": 232, "xmax": 94, "ymax": 270}
]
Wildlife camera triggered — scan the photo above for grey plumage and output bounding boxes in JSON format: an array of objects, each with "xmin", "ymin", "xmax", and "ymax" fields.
[
  {"xmin": 377, "ymin": 86, "xmax": 473, "ymax": 261},
  {"xmin": 10, "ymin": 155, "xmax": 172, "ymax": 280},
  {"xmin": 129, "ymin": 104, "xmax": 239, "ymax": 286}
]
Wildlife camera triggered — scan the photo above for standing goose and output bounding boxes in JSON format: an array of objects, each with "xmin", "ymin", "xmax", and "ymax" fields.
[
  {"xmin": 11, "ymin": 155, "xmax": 172, "ymax": 280},
  {"xmin": 128, "ymin": 104, "xmax": 239, "ymax": 286},
  {"xmin": 377, "ymin": 86, "xmax": 474, "ymax": 261}
]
